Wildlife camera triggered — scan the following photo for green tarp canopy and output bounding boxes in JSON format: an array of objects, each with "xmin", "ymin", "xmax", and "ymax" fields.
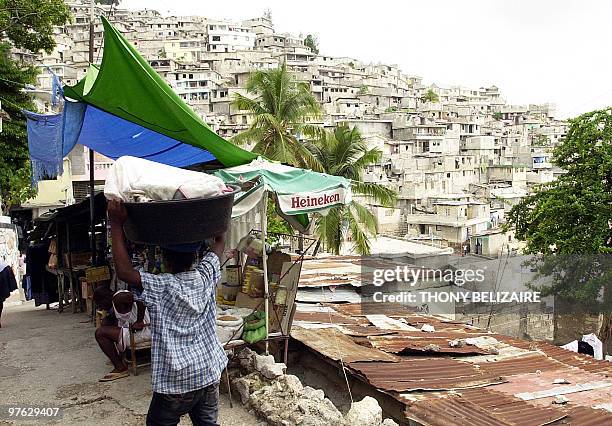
[{"xmin": 63, "ymin": 17, "xmax": 256, "ymax": 167}]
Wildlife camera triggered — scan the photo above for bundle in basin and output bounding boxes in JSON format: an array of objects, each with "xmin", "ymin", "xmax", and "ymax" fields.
[{"xmin": 104, "ymin": 156, "xmax": 238, "ymax": 245}]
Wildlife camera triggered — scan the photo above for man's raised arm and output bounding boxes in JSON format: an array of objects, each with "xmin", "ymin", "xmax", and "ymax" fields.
[
  {"xmin": 107, "ymin": 200, "xmax": 142, "ymax": 288},
  {"xmin": 211, "ymin": 233, "xmax": 226, "ymax": 260}
]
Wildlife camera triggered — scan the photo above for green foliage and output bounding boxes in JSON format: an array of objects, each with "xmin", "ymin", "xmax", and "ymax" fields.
[
  {"xmin": 421, "ymin": 89, "xmax": 439, "ymax": 103},
  {"xmin": 303, "ymin": 34, "xmax": 319, "ymax": 54},
  {"xmin": 308, "ymin": 124, "xmax": 397, "ymax": 255},
  {"xmin": 0, "ymin": 2, "xmax": 70, "ymax": 212},
  {"xmin": 0, "ymin": 0, "xmax": 71, "ymax": 53},
  {"xmin": 231, "ymin": 62, "xmax": 323, "ymax": 171},
  {"xmin": 384, "ymin": 106, "xmax": 397, "ymax": 113},
  {"xmin": 506, "ymin": 108, "xmax": 612, "ymax": 344},
  {"xmin": 493, "ymin": 112, "xmax": 503, "ymax": 120},
  {"xmin": 357, "ymin": 85, "xmax": 368, "ymax": 95},
  {"xmin": 0, "ymin": 42, "xmax": 37, "ymax": 212},
  {"xmin": 508, "ymin": 108, "xmax": 612, "ymax": 257},
  {"xmin": 266, "ymin": 196, "xmax": 291, "ymax": 241}
]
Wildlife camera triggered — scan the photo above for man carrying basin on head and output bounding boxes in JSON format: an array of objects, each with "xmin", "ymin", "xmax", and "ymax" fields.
[{"xmin": 107, "ymin": 200, "xmax": 227, "ymax": 426}]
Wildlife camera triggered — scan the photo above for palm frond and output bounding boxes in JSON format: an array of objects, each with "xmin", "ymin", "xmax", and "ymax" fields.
[
  {"xmin": 351, "ymin": 180, "xmax": 397, "ymax": 207},
  {"xmin": 349, "ymin": 201, "xmax": 378, "ymax": 235},
  {"xmin": 346, "ymin": 204, "xmax": 373, "ymax": 255},
  {"xmin": 315, "ymin": 206, "xmax": 345, "ymax": 255}
]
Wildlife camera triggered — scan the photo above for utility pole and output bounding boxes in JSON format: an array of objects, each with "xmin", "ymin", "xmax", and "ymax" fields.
[{"xmin": 88, "ymin": 0, "xmax": 96, "ymax": 265}]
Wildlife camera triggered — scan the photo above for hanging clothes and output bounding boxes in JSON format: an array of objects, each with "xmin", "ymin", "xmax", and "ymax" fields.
[
  {"xmin": 24, "ymin": 243, "xmax": 58, "ymax": 306},
  {"xmin": 0, "ymin": 261, "xmax": 17, "ymax": 303}
]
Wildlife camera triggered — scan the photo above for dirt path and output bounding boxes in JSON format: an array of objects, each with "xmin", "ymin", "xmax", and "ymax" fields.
[{"xmin": 0, "ymin": 293, "xmax": 262, "ymax": 425}]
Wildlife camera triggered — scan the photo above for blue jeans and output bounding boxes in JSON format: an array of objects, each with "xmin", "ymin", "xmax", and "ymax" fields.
[{"xmin": 146, "ymin": 382, "xmax": 220, "ymax": 426}]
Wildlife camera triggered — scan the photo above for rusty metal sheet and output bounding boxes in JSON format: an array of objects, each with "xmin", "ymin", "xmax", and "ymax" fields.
[
  {"xmin": 348, "ymin": 358, "xmax": 505, "ymax": 392},
  {"xmin": 534, "ymin": 343, "xmax": 612, "ymax": 376},
  {"xmin": 491, "ymin": 368, "xmax": 612, "ymax": 410},
  {"xmin": 292, "ymin": 311, "xmax": 367, "ymax": 326},
  {"xmin": 457, "ymin": 388, "xmax": 569, "ymax": 426},
  {"xmin": 368, "ymin": 335, "xmax": 492, "ymax": 356},
  {"xmin": 332, "ymin": 302, "xmax": 417, "ymax": 317},
  {"xmin": 405, "ymin": 395, "xmax": 515, "ymax": 426},
  {"xmin": 401, "ymin": 315, "xmax": 484, "ymax": 333},
  {"xmin": 487, "ymin": 337, "xmax": 612, "ymax": 376},
  {"xmin": 291, "ymin": 326, "xmax": 400, "ymax": 363},
  {"xmin": 338, "ymin": 325, "xmax": 397, "ymax": 337},
  {"xmin": 559, "ymin": 406, "xmax": 612, "ymax": 426},
  {"xmin": 475, "ymin": 354, "xmax": 567, "ymax": 377},
  {"xmin": 403, "ymin": 387, "xmax": 612, "ymax": 426},
  {"xmin": 299, "ymin": 275, "xmax": 361, "ymax": 287}
]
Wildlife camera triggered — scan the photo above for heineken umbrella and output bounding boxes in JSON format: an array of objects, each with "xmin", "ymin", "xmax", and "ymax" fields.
[
  {"xmin": 215, "ymin": 157, "xmax": 351, "ymax": 352},
  {"xmin": 215, "ymin": 157, "xmax": 352, "ymax": 216}
]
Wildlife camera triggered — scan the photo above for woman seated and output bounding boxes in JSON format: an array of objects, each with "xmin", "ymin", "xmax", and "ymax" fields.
[{"xmin": 95, "ymin": 290, "xmax": 150, "ymax": 381}]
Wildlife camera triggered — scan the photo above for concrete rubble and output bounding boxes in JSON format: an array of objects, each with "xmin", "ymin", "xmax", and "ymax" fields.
[
  {"xmin": 231, "ymin": 348, "xmax": 399, "ymax": 426},
  {"xmin": 345, "ymin": 396, "xmax": 382, "ymax": 425}
]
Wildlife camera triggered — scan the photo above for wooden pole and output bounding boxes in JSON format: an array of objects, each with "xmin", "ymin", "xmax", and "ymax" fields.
[
  {"xmin": 261, "ymin": 191, "xmax": 269, "ymax": 355},
  {"xmin": 88, "ymin": 0, "xmax": 96, "ymax": 265}
]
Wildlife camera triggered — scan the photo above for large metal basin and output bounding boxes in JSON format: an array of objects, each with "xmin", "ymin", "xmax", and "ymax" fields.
[{"xmin": 123, "ymin": 184, "xmax": 239, "ymax": 245}]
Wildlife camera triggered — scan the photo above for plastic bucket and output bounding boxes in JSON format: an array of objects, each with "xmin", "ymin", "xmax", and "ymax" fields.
[{"xmin": 221, "ymin": 282, "xmax": 241, "ymax": 302}]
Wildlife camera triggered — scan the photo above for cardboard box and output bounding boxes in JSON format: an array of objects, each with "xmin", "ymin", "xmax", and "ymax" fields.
[{"xmin": 85, "ymin": 266, "xmax": 110, "ymax": 283}]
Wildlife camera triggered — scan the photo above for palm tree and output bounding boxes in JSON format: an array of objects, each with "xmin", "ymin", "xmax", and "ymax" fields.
[
  {"xmin": 421, "ymin": 89, "xmax": 439, "ymax": 103},
  {"xmin": 231, "ymin": 62, "xmax": 323, "ymax": 171},
  {"xmin": 308, "ymin": 124, "xmax": 397, "ymax": 255}
]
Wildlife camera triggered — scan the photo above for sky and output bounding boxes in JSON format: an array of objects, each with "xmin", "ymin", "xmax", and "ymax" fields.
[{"xmin": 122, "ymin": 0, "xmax": 612, "ymax": 119}]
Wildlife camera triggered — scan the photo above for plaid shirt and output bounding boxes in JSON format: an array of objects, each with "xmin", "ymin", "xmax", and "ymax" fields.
[{"xmin": 135, "ymin": 252, "xmax": 227, "ymax": 394}]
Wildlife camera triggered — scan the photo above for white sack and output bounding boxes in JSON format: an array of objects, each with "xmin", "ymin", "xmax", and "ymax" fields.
[
  {"xmin": 582, "ymin": 333, "xmax": 604, "ymax": 360},
  {"xmin": 561, "ymin": 340, "xmax": 578, "ymax": 353},
  {"xmin": 104, "ymin": 156, "xmax": 227, "ymax": 202}
]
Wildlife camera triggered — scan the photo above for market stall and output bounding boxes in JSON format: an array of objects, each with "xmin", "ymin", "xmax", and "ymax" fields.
[
  {"xmin": 26, "ymin": 193, "xmax": 107, "ymax": 313},
  {"xmin": 215, "ymin": 157, "xmax": 352, "ymax": 353}
]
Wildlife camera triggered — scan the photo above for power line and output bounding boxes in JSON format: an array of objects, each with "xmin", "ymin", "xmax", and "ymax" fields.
[{"xmin": 0, "ymin": 76, "xmax": 29, "ymax": 87}]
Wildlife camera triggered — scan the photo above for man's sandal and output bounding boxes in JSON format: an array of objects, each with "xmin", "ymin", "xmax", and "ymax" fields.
[{"xmin": 99, "ymin": 371, "xmax": 129, "ymax": 382}]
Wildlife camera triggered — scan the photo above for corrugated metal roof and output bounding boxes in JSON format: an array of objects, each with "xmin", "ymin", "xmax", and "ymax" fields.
[
  {"xmin": 489, "ymin": 337, "xmax": 612, "ymax": 376},
  {"xmin": 333, "ymin": 302, "xmax": 417, "ymax": 317},
  {"xmin": 535, "ymin": 343, "xmax": 612, "ymax": 376},
  {"xmin": 348, "ymin": 359, "xmax": 505, "ymax": 392},
  {"xmin": 557, "ymin": 406, "xmax": 612, "ymax": 426},
  {"xmin": 338, "ymin": 325, "xmax": 396, "ymax": 337},
  {"xmin": 405, "ymin": 395, "xmax": 515, "ymax": 426},
  {"xmin": 475, "ymin": 354, "xmax": 567, "ymax": 377},
  {"xmin": 289, "ymin": 301, "xmax": 612, "ymax": 426},
  {"xmin": 292, "ymin": 311, "xmax": 367, "ymax": 325},
  {"xmin": 491, "ymin": 369, "xmax": 612, "ymax": 410},
  {"xmin": 404, "ymin": 388, "xmax": 612, "ymax": 426},
  {"xmin": 457, "ymin": 388, "xmax": 569, "ymax": 426},
  {"xmin": 368, "ymin": 334, "xmax": 493, "ymax": 355},
  {"xmin": 291, "ymin": 326, "xmax": 400, "ymax": 363}
]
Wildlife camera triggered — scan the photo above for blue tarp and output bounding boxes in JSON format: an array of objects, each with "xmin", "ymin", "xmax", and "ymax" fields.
[
  {"xmin": 68, "ymin": 103, "xmax": 215, "ymax": 166},
  {"xmin": 23, "ymin": 110, "xmax": 66, "ymax": 184},
  {"xmin": 25, "ymin": 102, "xmax": 215, "ymax": 185}
]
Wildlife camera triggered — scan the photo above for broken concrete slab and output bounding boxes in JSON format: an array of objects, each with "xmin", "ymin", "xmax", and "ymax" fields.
[
  {"xmin": 345, "ymin": 396, "xmax": 382, "ymax": 426},
  {"xmin": 261, "ymin": 362, "xmax": 286, "ymax": 379}
]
